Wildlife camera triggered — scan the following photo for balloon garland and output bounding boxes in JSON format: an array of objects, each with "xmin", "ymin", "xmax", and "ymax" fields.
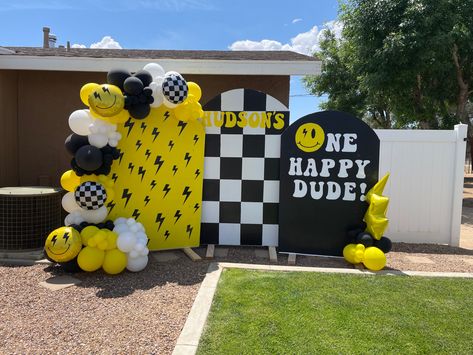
[
  {"xmin": 343, "ymin": 173, "xmax": 392, "ymax": 271},
  {"xmin": 45, "ymin": 63, "xmax": 204, "ymax": 274}
]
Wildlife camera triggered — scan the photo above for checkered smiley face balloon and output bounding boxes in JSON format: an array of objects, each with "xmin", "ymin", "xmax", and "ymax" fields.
[
  {"xmin": 74, "ymin": 181, "xmax": 108, "ymax": 210},
  {"xmin": 162, "ymin": 72, "xmax": 188, "ymax": 104}
]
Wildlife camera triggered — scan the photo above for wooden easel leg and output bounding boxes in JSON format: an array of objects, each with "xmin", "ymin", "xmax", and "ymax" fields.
[
  {"xmin": 268, "ymin": 246, "xmax": 277, "ymax": 263},
  {"xmin": 205, "ymin": 244, "xmax": 215, "ymax": 259},
  {"xmin": 288, "ymin": 253, "xmax": 296, "ymax": 265},
  {"xmin": 182, "ymin": 247, "xmax": 202, "ymax": 261}
]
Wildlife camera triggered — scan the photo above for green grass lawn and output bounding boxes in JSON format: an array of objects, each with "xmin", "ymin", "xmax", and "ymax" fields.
[{"xmin": 197, "ymin": 269, "xmax": 473, "ymax": 355}]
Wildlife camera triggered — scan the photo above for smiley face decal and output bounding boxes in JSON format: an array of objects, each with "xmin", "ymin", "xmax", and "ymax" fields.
[
  {"xmin": 44, "ymin": 226, "xmax": 82, "ymax": 263},
  {"xmin": 295, "ymin": 123, "xmax": 325, "ymax": 152},
  {"xmin": 88, "ymin": 84, "xmax": 125, "ymax": 117}
]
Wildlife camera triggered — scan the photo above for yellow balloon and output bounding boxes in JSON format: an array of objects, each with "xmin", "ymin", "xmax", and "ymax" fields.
[
  {"xmin": 102, "ymin": 249, "xmax": 127, "ymax": 275},
  {"xmin": 80, "ymin": 226, "xmax": 99, "ymax": 246},
  {"xmin": 367, "ymin": 194, "xmax": 389, "ymax": 217},
  {"xmin": 80, "ymin": 83, "xmax": 99, "ymax": 106},
  {"xmin": 187, "ymin": 82, "xmax": 202, "ymax": 101},
  {"xmin": 105, "ymin": 231, "xmax": 118, "ymax": 250},
  {"xmin": 44, "ymin": 226, "xmax": 82, "ymax": 263},
  {"xmin": 366, "ymin": 173, "xmax": 390, "ymax": 203},
  {"xmin": 60, "ymin": 170, "xmax": 81, "ymax": 192},
  {"xmin": 363, "ymin": 247, "xmax": 386, "ymax": 271},
  {"xmin": 364, "ymin": 214, "xmax": 389, "ymax": 240},
  {"xmin": 343, "ymin": 244, "xmax": 357, "ymax": 264},
  {"xmin": 174, "ymin": 103, "xmax": 191, "ymax": 122},
  {"xmin": 77, "ymin": 246, "xmax": 105, "ymax": 272}
]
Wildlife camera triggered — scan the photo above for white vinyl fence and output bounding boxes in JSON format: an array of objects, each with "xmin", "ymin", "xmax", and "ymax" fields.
[{"xmin": 376, "ymin": 124, "xmax": 467, "ymax": 246}]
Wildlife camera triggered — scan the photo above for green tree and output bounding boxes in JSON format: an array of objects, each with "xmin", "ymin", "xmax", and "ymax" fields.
[{"xmin": 305, "ymin": 0, "xmax": 473, "ymax": 133}]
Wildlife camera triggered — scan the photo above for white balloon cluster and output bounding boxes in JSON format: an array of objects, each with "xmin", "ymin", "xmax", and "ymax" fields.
[
  {"xmin": 62, "ymin": 191, "xmax": 109, "ymax": 225},
  {"xmin": 142, "ymin": 63, "xmax": 179, "ymax": 109},
  {"xmin": 113, "ymin": 218, "xmax": 149, "ymax": 272},
  {"xmin": 68, "ymin": 109, "xmax": 122, "ymax": 148}
]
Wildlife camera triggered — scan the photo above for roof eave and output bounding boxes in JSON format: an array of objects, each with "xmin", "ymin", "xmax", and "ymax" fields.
[{"xmin": 0, "ymin": 55, "xmax": 321, "ymax": 75}]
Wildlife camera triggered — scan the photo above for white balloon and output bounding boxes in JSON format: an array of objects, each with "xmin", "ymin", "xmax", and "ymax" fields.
[
  {"xmin": 64, "ymin": 210, "xmax": 84, "ymax": 226},
  {"xmin": 113, "ymin": 224, "xmax": 129, "ymax": 234},
  {"xmin": 150, "ymin": 81, "xmax": 164, "ymax": 108},
  {"xmin": 117, "ymin": 232, "xmax": 135, "ymax": 253},
  {"xmin": 130, "ymin": 224, "xmax": 140, "ymax": 233},
  {"xmin": 129, "ymin": 250, "xmax": 139, "ymax": 259},
  {"xmin": 61, "ymin": 192, "xmax": 81, "ymax": 213},
  {"xmin": 141, "ymin": 248, "xmax": 149, "ymax": 256},
  {"xmin": 126, "ymin": 255, "xmax": 148, "ymax": 272},
  {"xmin": 114, "ymin": 217, "xmax": 128, "ymax": 225},
  {"xmin": 162, "ymin": 97, "xmax": 178, "ymax": 108},
  {"xmin": 127, "ymin": 218, "xmax": 136, "ymax": 226},
  {"xmin": 135, "ymin": 243, "xmax": 144, "ymax": 252},
  {"xmin": 88, "ymin": 133, "xmax": 108, "ymax": 148},
  {"xmin": 154, "ymin": 76, "xmax": 164, "ymax": 86},
  {"xmin": 68, "ymin": 110, "xmax": 94, "ymax": 135},
  {"xmin": 81, "ymin": 205, "xmax": 108, "ymax": 224},
  {"xmin": 136, "ymin": 232, "xmax": 147, "ymax": 241},
  {"xmin": 108, "ymin": 139, "xmax": 118, "ymax": 147},
  {"xmin": 143, "ymin": 63, "xmax": 165, "ymax": 79}
]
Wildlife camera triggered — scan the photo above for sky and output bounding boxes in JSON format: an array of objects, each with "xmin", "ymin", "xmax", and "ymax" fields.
[{"xmin": 0, "ymin": 0, "xmax": 340, "ymax": 121}]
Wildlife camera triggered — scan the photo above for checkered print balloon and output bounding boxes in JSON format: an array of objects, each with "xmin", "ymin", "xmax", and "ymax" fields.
[
  {"xmin": 75, "ymin": 181, "xmax": 107, "ymax": 210},
  {"xmin": 162, "ymin": 72, "xmax": 188, "ymax": 104}
]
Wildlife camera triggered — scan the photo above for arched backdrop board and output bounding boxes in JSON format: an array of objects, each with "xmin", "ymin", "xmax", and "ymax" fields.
[
  {"xmin": 108, "ymin": 105, "xmax": 205, "ymax": 250},
  {"xmin": 201, "ymin": 89, "xmax": 289, "ymax": 246},
  {"xmin": 279, "ymin": 111, "xmax": 379, "ymax": 256}
]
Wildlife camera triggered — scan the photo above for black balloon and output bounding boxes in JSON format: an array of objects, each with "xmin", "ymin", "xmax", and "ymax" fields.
[
  {"xmin": 124, "ymin": 77, "xmax": 144, "ymax": 95},
  {"xmin": 65, "ymin": 133, "xmax": 89, "ymax": 155},
  {"xmin": 375, "ymin": 236, "xmax": 392, "ymax": 253},
  {"xmin": 107, "ymin": 69, "xmax": 131, "ymax": 90},
  {"xmin": 134, "ymin": 70, "xmax": 153, "ymax": 87},
  {"xmin": 129, "ymin": 103, "xmax": 150, "ymax": 119},
  {"xmin": 59, "ymin": 257, "xmax": 82, "ymax": 273},
  {"xmin": 75, "ymin": 145, "xmax": 103, "ymax": 171},
  {"xmin": 356, "ymin": 232, "xmax": 374, "ymax": 247}
]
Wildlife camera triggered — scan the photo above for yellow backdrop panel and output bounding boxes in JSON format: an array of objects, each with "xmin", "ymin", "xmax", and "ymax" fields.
[{"xmin": 108, "ymin": 106, "xmax": 205, "ymax": 250}]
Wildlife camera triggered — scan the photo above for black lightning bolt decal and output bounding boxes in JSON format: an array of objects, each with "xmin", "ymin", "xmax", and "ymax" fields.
[
  {"xmin": 194, "ymin": 203, "xmax": 200, "ymax": 213},
  {"xmin": 124, "ymin": 118, "xmax": 135, "ymax": 137},
  {"xmin": 194, "ymin": 169, "xmax": 200, "ymax": 179},
  {"xmin": 193, "ymin": 134, "xmax": 199, "ymax": 145},
  {"xmin": 93, "ymin": 92, "xmax": 101, "ymax": 99},
  {"xmin": 63, "ymin": 232, "xmax": 70, "ymax": 242},
  {"xmin": 144, "ymin": 195, "xmax": 151, "ymax": 206},
  {"xmin": 128, "ymin": 162, "xmax": 135, "ymax": 174},
  {"xmin": 163, "ymin": 184, "xmax": 171, "ymax": 197},
  {"xmin": 102, "ymin": 86, "xmax": 110, "ymax": 93},
  {"xmin": 135, "ymin": 140, "xmax": 142, "ymax": 151},
  {"xmin": 151, "ymin": 128, "xmax": 160, "ymax": 142},
  {"xmin": 140, "ymin": 122, "xmax": 147, "ymax": 133},
  {"xmin": 164, "ymin": 230, "xmax": 170, "ymax": 239},
  {"xmin": 154, "ymin": 155, "xmax": 164, "ymax": 174},
  {"xmin": 172, "ymin": 165, "xmax": 178, "ymax": 176},
  {"xmin": 132, "ymin": 209, "xmax": 141, "ymax": 219},
  {"xmin": 302, "ymin": 128, "xmax": 307, "ymax": 137},
  {"xmin": 155, "ymin": 213, "xmax": 165, "ymax": 231},
  {"xmin": 184, "ymin": 152, "xmax": 191, "ymax": 167},
  {"xmin": 107, "ymin": 200, "xmax": 116, "ymax": 213},
  {"xmin": 138, "ymin": 166, "xmax": 146, "ymax": 181},
  {"xmin": 186, "ymin": 225, "xmax": 193, "ymax": 238},
  {"xmin": 51, "ymin": 234, "xmax": 58, "ymax": 245},
  {"xmin": 177, "ymin": 121, "xmax": 187, "ymax": 136},
  {"xmin": 122, "ymin": 188, "xmax": 132, "ymax": 207},
  {"xmin": 174, "ymin": 210, "xmax": 182, "ymax": 224},
  {"xmin": 118, "ymin": 151, "xmax": 124, "ymax": 164},
  {"xmin": 168, "ymin": 140, "xmax": 174, "ymax": 151},
  {"xmin": 182, "ymin": 186, "xmax": 192, "ymax": 203},
  {"xmin": 150, "ymin": 180, "xmax": 157, "ymax": 190},
  {"xmin": 145, "ymin": 149, "xmax": 151, "ymax": 161},
  {"xmin": 164, "ymin": 111, "xmax": 170, "ymax": 120},
  {"xmin": 111, "ymin": 173, "xmax": 118, "ymax": 183}
]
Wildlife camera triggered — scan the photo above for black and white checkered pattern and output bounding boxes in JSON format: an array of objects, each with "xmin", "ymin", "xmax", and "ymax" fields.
[
  {"xmin": 74, "ymin": 181, "xmax": 107, "ymax": 210},
  {"xmin": 201, "ymin": 89, "xmax": 289, "ymax": 246},
  {"xmin": 162, "ymin": 72, "xmax": 188, "ymax": 104}
]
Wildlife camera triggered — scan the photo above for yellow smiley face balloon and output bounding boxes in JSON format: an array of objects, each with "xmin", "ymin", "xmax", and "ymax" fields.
[
  {"xmin": 44, "ymin": 227, "xmax": 82, "ymax": 263},
  {"xmin": 295, "ymin": 123, "xmax": 325, "ymax": 152},
  {"xmin": 88, "ymin": 84, "xmax": 125, "ymax": 117}
]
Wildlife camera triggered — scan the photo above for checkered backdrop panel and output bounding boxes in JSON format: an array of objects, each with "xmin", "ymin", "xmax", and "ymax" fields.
[{"xmin": 201, "ymin": 89, "xmax": 289, "ymax": 246}]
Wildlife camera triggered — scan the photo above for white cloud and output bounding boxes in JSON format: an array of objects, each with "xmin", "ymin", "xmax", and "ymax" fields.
[
  {"xmin": 292, "ymin": 18, "xmax": 302, "ymax": 24},
  {"xmin": 229, "ymin": 20, "xmax": 343, "ymax": 56},
  {"xmin": 90, "ymin": 36, "xmax": 122, "ymax": 49},
  {"xmin": 72, "ymin": 36, "xmax": 122, "ymax": 49}
]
